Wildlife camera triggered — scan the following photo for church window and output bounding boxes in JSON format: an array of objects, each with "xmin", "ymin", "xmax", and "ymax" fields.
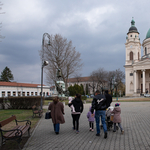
[
  {"xmin": 130, "ymin": 73, "xmax": 133, "ymax": 76},
  {"xmin": 145, "ymin": 47, "xmax": 147, "ymax": 55},
  {"xmin": 130, "ymin": 35, "xmax": 132, "ymax": 37},
  {"xmin": 2, "ymin": 91, "xmax": 5, "ymax": 97},
  {"xmin": 130, "ymin": 82, "xmax": 133, "ymax": 91},
  {"xmin": 141, "ymin": 74, "xmax": 143, "ymax": 78},
  {"xmin": 130, "ymin": 51, "xmax": 133, "ymax": 60}
]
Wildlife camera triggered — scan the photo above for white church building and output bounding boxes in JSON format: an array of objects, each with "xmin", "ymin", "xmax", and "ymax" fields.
[{"xmin": 124, "ymin": 18, "xmax": 150, "ymax": 96}]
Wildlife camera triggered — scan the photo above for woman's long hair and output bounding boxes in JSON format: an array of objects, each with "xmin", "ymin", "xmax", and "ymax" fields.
[
  {"xmin": 76, "ymin": 93, "xmax": 81, "ymax": 100},
  {"xmin": 53, "ymin": 96, "xmax": 59, "ymax": 104}
]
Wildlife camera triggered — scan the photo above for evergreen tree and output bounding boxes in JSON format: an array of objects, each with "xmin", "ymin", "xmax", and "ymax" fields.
[
  {"xmin": 0, "ymin": 66, "xmax": 14, "ymax": 82},
  {"xmin": 86, "ymin": 84, "xmax": 89, "ymax": 95},
  {"xmin": 80, "ymin": 84, "xmax": 85, "ymax": 95},
  {"xmin": 68, "ymin": 84, "xmax": 84, "ymax": 96}
]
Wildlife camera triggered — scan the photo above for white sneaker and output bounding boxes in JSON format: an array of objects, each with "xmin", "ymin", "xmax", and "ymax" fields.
[{"xmin": 121, "ymin": 130, "xmax": 124, "ymax": 134}]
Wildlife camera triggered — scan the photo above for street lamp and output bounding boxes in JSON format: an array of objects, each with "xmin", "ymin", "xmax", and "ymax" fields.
[
  {"xmin": 112, "ymin": 76, "xmax": 115, "ymax": 97},
  {"xmin": 114, "ymin": 81, "xmax": 118, "ymax": 101},
  {"xmin": 41, "ymin": 60, "xmax": 48, "ymax": 110},
  {"xmin": 112, "ymin": 76, "xmax": 118, "ymax": 101},
  {"xmin": 40, "ymin": 33, "xmax": 51, "ymax": 110}
]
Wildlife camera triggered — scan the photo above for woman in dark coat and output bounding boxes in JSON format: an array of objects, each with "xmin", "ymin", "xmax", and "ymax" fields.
[
  {"xmin": 48, "ymin": 96, "xmax": 65, "ymax": 134},
  {"xmin": 68, "ymin": 93, "xmax": 84, "ymax": 134}
]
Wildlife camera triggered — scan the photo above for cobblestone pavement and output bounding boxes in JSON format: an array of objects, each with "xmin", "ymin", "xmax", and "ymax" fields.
[{"xmin": 23, "ymin": 102, "xmax": 150, "ymax": 150}]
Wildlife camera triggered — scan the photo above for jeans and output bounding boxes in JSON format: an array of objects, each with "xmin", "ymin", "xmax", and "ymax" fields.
[
  {"xmin": 95, "ymin": 110, "xmax": 107, "ymax": 134},
  {"xmin": 114, "ymin": 123, "xmax": 123, "ymax": 131},
  {"xmin": 53, "ymin": 123, "xmax": 60, "ymax": 133}
]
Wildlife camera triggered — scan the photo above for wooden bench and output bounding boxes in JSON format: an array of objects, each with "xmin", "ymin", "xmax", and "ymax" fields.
[
  {"xmin": 32, "ymin": 105, "xmax": 43, "ymax": 118},
  {"xmin": 0, "ymin": 115, "xmax": 31, "ymax": 150}
]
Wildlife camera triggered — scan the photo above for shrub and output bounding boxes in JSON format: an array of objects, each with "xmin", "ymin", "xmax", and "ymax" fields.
[
  {"xmin": 82, "ymin": 96, "xmax": 87, "ymax": 100},
  {"xmin": 8, "ymin": 96, "xmax": 42, "ymax": 109}
]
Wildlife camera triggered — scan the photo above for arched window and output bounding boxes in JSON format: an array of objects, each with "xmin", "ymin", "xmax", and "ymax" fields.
[
  {"xmin": 130, "ymin": 51, "xmax": 133, "ymax": 60},
  {"xmin": 145, "ymin": 47, "xmax": 147, "ymax": 55},
  {"xmin": 138, "ymin": 52, "xmax": 140, "ymax": 60},
  {"xmin": 130, "ymin": 82, "xmax": 133, "ymax": 91}
]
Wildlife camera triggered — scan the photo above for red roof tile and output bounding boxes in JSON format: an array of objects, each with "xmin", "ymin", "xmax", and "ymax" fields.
[
  {"xmin": 0, "ymin": 81, "xmax": 43, "ymax": 88},
  {"xmin": 67, "ymin": 76, "xmax": 91, "ymax": 83}
]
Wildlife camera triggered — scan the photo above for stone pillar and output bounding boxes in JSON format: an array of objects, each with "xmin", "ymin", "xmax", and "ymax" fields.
[
  {"xmin": 142, "ymin": 70, "xmax": 146, "ymax": 93},
  {"xmin": 134, "ymin": 70, "xmax": 137, "ymax": 93}
]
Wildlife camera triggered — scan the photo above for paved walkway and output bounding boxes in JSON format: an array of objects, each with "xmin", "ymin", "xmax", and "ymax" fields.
[{"xmin": 23, "ymin": 102, "xmax": 150, "ymax": 150}]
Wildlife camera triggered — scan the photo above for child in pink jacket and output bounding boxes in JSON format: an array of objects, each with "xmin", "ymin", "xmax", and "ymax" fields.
[{"xmin": 111, "ymin": 103, "xmax": 124, "ymax": 134}]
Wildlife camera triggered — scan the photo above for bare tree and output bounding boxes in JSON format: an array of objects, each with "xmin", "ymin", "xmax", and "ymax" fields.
[
  {"xmin": 73, "ymin": 73, "xmax": 82, "ymax": 83},
  {"xmin": 114, "ymin": 69, "xmax": 125, "ymax": 95},
  {"xmin": 40, "ymin": 34, "xmax": 82, "ymax": 89},
  {"xmin": 95, "ymin": 68, "xmax": 108, "ymax": 93},
  {"xmin": 107, "ymin": 71, "xmax": 115, "ymax": 95},
  {"xmin": 89, "ymin": 71, "xmax": 97, "ymax": 94}
]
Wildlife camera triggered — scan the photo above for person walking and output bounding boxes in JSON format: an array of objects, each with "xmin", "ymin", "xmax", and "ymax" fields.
[
  {"xmin": 91, "ymin": 90, "xmax": 108, "ymax": 138},
  {"xmin": 68, "ymin": 93, "xmax": 84, "ymax": 134},
  {"xmin": 87, "ymin": 106, "xmax": 95, "ymax": 131},
  {"xmin": 111, "ymin": 103, "xmax": 124, "ymax": 134},
  {"xmin": 48, "ymin": 96, "xmax": 65, "ymax": 134},
  {"xmin": 105, "ymin": 90, "xmax": 112, "ymax": 108}
]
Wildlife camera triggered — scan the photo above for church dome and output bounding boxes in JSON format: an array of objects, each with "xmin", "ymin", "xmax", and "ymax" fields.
[
  {"xmin": 146, "ymin": 28, "xmax": 150, "ymax": 39},
  {"xmin": 128, "ymin": 18, "xmax": 139, "ymax": 34}
]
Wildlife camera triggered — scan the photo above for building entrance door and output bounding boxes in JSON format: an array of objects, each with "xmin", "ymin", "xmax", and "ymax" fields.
[{"xmin": 141, "ymin": 84, "xmax": 143, "ymax": 93}]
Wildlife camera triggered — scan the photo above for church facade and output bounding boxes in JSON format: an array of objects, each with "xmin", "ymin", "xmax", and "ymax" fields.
[{"xmin": 124, "ymin": 18, "xmax": 150, "ymax": 96}]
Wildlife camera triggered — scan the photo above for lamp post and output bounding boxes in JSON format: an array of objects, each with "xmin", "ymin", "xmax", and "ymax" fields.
[
  {"xmin": 40, "ymin": 33, "xmax": 50, "ymax": 110},
  {"xmin": 112, "ymin": 76, "xmax": 118, "ymax": 101},
  {"xmin": 114, "ymin": 81, "xmax": 118, "ymax": 101},
  {"xmin": 112, "ymin": 76, "xmax": 115, "ymax": 97}
]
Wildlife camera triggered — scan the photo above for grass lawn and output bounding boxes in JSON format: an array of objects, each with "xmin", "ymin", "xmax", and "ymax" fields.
[{"xmin": 0, "ymin": 109, "xmax": 42, "ymax": 150}]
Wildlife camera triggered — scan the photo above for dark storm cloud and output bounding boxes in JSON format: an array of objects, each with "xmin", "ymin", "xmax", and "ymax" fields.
[{"xmin": 1, "ymin": 0, "xmax": 150, "ymax": 84}]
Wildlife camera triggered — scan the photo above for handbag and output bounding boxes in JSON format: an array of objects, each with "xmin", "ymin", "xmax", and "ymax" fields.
[{"xmin": 45, "ymin": 111, "xmax": 51, "ymax": 119}]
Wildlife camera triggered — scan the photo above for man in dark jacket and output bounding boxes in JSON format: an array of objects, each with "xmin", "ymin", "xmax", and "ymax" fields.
[
  {"xmin": 91, "ymin": 90, "xmax": 107, "ymax": 138},
  {"xmin": 105, "ymin": 90, "xmax": 112, "ymax": 108}
]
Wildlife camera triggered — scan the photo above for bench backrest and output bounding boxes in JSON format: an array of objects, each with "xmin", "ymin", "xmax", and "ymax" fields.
[
  {"xmin": 0, "ymin": 115, "xmax": 16, "ymax": 128},
  {"xmin": 32, "ymin": 105, "xmax": 37, "ymax": 109}
]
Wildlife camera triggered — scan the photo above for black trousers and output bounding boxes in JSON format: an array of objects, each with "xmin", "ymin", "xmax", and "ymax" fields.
[
  {"xmin": 89, "ymin": 122, "xmax": 94, "ymax": 129},
  {"xmin": 72, "ymin": 114, "xmax": 80, "ymax": 131}
]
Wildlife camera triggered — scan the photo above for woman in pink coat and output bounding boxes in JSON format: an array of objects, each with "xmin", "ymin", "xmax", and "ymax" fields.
[{"xmin": 111, "ymin": 103, "xmax": 124, "ymax": 134}]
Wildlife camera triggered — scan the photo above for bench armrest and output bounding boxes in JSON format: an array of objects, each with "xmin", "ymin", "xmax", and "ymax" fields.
[
  {"xmin": 0, "ymin": 128, "xmax": 23, "ymax": 137},
  {"xmin": 16, "ymin": 120, "xmax": 31, "ymax": 126}
]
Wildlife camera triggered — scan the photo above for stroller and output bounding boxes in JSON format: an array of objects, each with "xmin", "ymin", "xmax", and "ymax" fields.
[{"xmin": 106, "ymin": 106, "xmax": 118, "ymax": 131}]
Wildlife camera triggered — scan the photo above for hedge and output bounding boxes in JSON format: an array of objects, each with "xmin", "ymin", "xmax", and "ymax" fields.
[{"xmin": 0, "ymin": 96, "xmax": 42, "ymax": 109}]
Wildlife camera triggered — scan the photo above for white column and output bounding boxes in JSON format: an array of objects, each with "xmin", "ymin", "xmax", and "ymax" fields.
[
  {"xmin": 143, "ymin": 70, "xmax": 145, "ymax": 93},
  {"xmin": 134, "ymin": 70, "xmax": 137, "ymax": 93}
]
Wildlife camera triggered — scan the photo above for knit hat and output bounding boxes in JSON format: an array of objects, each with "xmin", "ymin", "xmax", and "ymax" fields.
[
  {"xmin": 115, "ymin": 103, "xmax": 120, "ymax": 107},
  {"xmin": 68, "ymin": 97, "xmax": 72, "ymax": 101}
]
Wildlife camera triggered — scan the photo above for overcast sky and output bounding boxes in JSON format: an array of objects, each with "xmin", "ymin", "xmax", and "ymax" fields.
[{"xmin": 0, "ymin": 0, "xmax": 150, "ymax": 85}]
